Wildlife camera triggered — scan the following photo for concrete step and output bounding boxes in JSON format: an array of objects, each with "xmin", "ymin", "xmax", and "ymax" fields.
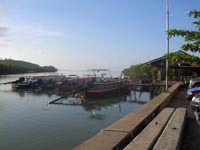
[
  {"xmin": 124, "ymin": 108, "xmax": 174, "ymax": 150},
  {"xmin": 153, "ymin": 108, "xmax": 186, "ymax": 150}
]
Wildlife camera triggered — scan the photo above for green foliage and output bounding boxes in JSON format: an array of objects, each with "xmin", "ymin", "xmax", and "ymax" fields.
[
  {"xmin": 0, "ymin": 59, "xmax": 40, "ymax": 68},
  {"xmin": 164, "ymin": 52, "xmax": 200, "ymax": 64},
  {"xmin": 0, "ymin": 59, "xmax": 57, "ymax": 75},
  {"xmin": 41, "ymin": 66, "xmax": 58, "ymax": 72},
  {"xmin": 168, "ymin": 10, "xmax": 200, "ymax": 52},
  {"xmin": 123, "ymin": 64, "xmax": 153, "ymax": 78}
]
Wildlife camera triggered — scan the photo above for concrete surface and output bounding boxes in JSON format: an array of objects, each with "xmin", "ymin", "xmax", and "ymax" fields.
[
  {"xmin": 124, "ymin": 108, "xmax": 174, "ymax": 150},
  {"xmin": 153, "ymin": 108, "xmax": 186, "ymax": 150}
]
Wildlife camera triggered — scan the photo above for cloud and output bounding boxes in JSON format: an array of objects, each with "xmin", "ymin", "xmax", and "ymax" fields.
[
  {"xmin": 37, "ymin": 49, "xmax": 45, "ymax": 55},
  {"xmin": 0, "ymin": 5, "xmax": 4, "ymax": 14},
  {"xmin": 11, "ymin": 23, "xmax": 63, "ymax": 37},
  {"xmin": 0, "ymin": 19, "xmax": 65, "ymax": 49},
  {"xmin": 0, "ymin": 26, "xmax": 8, "ymax": 36},
  {"xmin": 1, "ymin": 19, "xmax": 63, "ymax": 38},
  {"xmin": 0, "ymin": 38, "xmax": 12, "ymax": 47}
]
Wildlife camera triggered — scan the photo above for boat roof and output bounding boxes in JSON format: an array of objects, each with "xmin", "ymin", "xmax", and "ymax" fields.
[
  {"xmin": 88, "ymin": 69, "xmax": 110, "ymax": 72},
  {"xmin": 68, "ymin": 74, "xmax": 79, "ymax": 77}
]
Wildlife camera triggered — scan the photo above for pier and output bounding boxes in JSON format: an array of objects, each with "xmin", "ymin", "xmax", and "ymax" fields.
[
  {"xmin": 131, "ymin": 82, "xmax": 172, "ymax": 98},
  {"xmin": 74, "ymin": 82, "xmax": 200, "ymax": 150}
]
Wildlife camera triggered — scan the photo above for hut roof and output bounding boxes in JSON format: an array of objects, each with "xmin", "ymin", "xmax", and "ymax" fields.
[{"xmin": 143, "ymin": 50, "xmax": 189, "ymax": 65}]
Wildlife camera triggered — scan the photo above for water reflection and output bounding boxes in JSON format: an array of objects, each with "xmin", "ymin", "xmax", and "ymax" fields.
[
  {"xmin": 89, "ymin": 110, "xmax": 105, "ymax": 120},
  {"xmin": 0, "ymin": 72, "xmax": 152, "ymax": 150},
  {"xmin": 12, "ymin": 88, "xmax": 56, "ymax": 98},
  {"xmin": 11, "ymin": 87, "xmax": 151, "ymax": 109},
  {"xmin": 11, "ymin": 87, "xmax": 151, "ymax": 123}
]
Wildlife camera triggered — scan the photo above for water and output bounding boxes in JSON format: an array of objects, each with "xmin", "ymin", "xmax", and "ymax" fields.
[{"xmin": 0, "ymin": 71, "xmax": 151, "ymax": 150}]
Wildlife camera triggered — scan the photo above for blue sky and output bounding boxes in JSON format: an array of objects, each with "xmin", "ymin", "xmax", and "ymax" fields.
[{"xmin": 0, "ymin": 0, "xmax": 199, "ymax": 71}]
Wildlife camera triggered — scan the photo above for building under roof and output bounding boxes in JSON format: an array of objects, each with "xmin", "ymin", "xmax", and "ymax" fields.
[{"xmin": 143, "ymin": 50, "xmax": 200, "ymax": 81}]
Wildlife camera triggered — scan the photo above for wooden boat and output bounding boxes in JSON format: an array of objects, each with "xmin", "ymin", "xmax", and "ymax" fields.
[
  {"xmin": 11, "ymin": 70, "xmax": 131, "ymax": 97},
  {"xmin": 85, "ymin": 69, "xmax": 131, "ymax": 98},
  {"xmin": 12, "ymin": 74, "xmax": 90, "ymax": 92},
  {"xmin": 86, "ymin": 80, "xmax": 130, "ymax": 97},
  {"xmin": 12, "ymin": 75, "xmax": 66, "ymax": 89}
]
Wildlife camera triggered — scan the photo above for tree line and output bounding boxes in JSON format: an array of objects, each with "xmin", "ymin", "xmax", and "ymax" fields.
[
  {"xmin": 0, "ymin": 59, "xmax": 57, "ymax": 75},
  {"xmin": 123, "ymin": 64, "xmax": 154, "ymax": 78}
]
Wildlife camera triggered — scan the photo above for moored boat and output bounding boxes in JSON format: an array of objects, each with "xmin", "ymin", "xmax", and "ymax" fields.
[
  {"xmin": 12, "ymin": 75, "xmax": 66, "ymax": 89},
  {"xmin": 85, "ymin": 69, "xmax": 131, "ymax": 98},
  {"xmin": 86, "ymin": 81, "xmax": 130, "ymax": 97}
]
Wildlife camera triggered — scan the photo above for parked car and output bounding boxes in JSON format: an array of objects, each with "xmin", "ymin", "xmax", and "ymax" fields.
[
  {"xmin": 186, "ymin": 87, "xmax": 200, "ymax": 101},
  {"xmin": 188, "ymin": 77, "xmax": 200, "ymax": 88},
  {"xmin": 190, "ymin": 93, "xmax": 200, "ymax": 111}
]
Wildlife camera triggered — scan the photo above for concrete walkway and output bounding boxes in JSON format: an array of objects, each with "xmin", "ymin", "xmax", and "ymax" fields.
[{"xmin": 166, "ymin": 87, "xmax": 200, "ymax": 150}]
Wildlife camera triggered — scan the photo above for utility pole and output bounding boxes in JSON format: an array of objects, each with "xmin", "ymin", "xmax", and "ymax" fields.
[{"xmin": 166, "ymin": 0, "xmax": 169, "ymax": 91}]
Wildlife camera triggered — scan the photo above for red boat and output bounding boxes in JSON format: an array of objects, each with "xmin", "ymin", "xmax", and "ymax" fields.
[{"xmin": 85, "ymin": 69, "xmax": 131, "ymax": 97}]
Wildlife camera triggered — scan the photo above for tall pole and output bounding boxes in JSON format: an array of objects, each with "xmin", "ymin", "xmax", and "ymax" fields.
[{"xmin": 166, "ymin": 0, "xmax": 169, "ymax": 91}]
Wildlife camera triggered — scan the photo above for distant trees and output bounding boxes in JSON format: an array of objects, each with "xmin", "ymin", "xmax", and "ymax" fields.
[
  {"xmin": 165, "ymin": 10, "xmax": 200, "ymax": 64},
  {"xmin": 123, "ymin": 64, "xmax": 154, "ymax": 78},
  {"xmin": 0, "ymin": 59, "xmax": 57, "ymax": 75},
  {"xmin": 41, "ymin": 66, "xmax": 58, "ymax": 72}
]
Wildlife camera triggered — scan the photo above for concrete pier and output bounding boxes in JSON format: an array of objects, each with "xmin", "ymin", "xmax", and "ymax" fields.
[{"xmin": 74, "ymin": 83, "xmax": 180, "ymax": 150}]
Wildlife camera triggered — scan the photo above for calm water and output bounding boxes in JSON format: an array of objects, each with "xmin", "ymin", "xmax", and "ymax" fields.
[{"xmin": 0, "ymin": 71, "xmax": 151, "ymax": 150}]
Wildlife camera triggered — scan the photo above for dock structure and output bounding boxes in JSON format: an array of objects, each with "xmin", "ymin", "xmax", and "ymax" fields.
[
  {"xmin": 49, "ymin": 86, "xmax": 86, "ymax": 104},
  {"xmin": 74, "ymin": 83, "xmax": 200, "ymax": 150},
  {"xmin": 49, "ymin": 93, "xmax": 72, "ymax": 104},
  {"xmin": 74, "ymin": 83, "xmax": 180, "ymax": 150},
  {"xmin": 131, "ymin": 82, "xmax": 173, "ymax": 98}
]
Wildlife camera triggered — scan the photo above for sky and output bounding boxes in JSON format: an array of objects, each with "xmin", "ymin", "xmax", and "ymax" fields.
[{"xmin": 0, "ymin": 0, "xmax": 199, "ymax": 71}]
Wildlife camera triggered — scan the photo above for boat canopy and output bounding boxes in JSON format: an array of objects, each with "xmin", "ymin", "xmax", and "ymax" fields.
[{"xmin": 88, "ymin": 69, "xmax": 110, "ymax": 72}]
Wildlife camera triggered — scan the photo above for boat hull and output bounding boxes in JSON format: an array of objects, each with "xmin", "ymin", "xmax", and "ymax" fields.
[{"xmin": 86, "ymin": 82, "xmax": 131, "ymax": 98}]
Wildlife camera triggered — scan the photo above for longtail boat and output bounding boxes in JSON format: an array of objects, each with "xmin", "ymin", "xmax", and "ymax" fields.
[{"xmin": 85, "ymin": 69, "xmax": 131, "ymax": 97}]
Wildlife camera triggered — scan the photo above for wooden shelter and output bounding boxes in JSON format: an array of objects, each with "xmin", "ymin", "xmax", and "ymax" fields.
[{"xmin": 143, "ymin": 50, "xmax": 200, "ymax": 81}]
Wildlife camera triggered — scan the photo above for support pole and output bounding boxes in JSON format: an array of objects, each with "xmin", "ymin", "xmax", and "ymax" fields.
[{"xmin": 166, "ymin": 0, "xmax": 169, "ymax": 91}]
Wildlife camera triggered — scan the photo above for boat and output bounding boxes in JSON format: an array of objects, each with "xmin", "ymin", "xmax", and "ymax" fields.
[
  {"xmin": 11, "ymin": 70, "xmax": 131, "ymax": 97},
  {"xmin": 85, "ymin": 69, "xmax": 131, "ymax": 98},
  {"xmin": 12, "ymin": 74, "xmax": 89, "ymax": 92},
  {"xmin": 12, "ymin": 75, "xmax": 66, "ymax": 89}
]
